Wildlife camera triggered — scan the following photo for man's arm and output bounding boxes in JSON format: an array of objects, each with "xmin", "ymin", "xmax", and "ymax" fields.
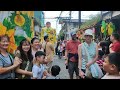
[{"xmin": 65, "ymin": 42, "xmax": 69, "ymax": 65}]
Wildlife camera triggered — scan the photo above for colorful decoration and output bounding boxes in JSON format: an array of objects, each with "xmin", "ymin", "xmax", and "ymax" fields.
[
  {"xmin": 107, "ymin": 22, "xmax": 115, "ymax": 35},
  {"xmin": 0, "ymin": 23, "xmax": 7, "ymax": 36},
  {"xmin": 41, "ymin": 27, "xmax": 57, "ymax": 45},
  {"xmin": 14, "ymin": 14, "xmax": 25, "ymax": 26},
  {"xmin": 101, "ymin": 27, "xmax": 104, "ymax": 33},
  {"xmin": 101, "ymin": 20, "xmax": 107, "ymax": 36},
  {"xmin": 0, "ymin": 11, "xmax": 34, "ymax": 54},
  {"xmin": 0, "ymin": 22, "xmax": 17, "ymax": 54}
]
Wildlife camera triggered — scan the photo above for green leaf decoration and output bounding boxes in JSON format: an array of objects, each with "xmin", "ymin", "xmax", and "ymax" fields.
[
  {"xmin": 3, "ymin": 18, "xmax": 10, "ymax": 30},
  {"xmin": 14, "ymin": 36, "xmax": 25, "ymax": 46},
  {"xmin": 21, "ymin": 13, "xmax": 32, "ymax": 38}
]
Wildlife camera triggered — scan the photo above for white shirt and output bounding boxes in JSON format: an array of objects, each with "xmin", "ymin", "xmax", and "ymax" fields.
[{"xmin": 102, "ymin": 73, "xmax": 120, "ymax": 79}]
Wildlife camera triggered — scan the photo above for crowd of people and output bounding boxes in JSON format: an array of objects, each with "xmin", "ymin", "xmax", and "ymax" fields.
[
  {"xmin": 0, "ymin": 21, "xmax": 120, "ymax": 79},
  {"xmin": 0, "ymin": 22, "xmax": 61, "ymax": 79},
  {"xmin": 0, "ymin": 34, "xmax": 62, "ymax": 79},
  {"xmin": 64, "ymin": 29, "xmax": 120, "ymax": 79}
]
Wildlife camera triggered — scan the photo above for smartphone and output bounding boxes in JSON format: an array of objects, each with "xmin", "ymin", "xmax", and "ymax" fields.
[{"xmin": 66, "ymin": 65, "xmax": 68, "ymax": 69}]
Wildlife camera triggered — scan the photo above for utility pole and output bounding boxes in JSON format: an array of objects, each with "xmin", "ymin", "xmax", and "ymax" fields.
[
  {"xmin": 78, "ymin": 11, "xmax": 81, "ymax": 29},
  {"xmin": 69, "ymin": 11, "xmax": 71, "ymax": 22},
  {"xmin": 68, "ymin": 11, "xmax": 72, "ymax": 40}
]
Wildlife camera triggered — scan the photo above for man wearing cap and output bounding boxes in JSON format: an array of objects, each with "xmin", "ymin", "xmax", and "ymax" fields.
[{"xmin": 65, "ymin": 31, "xmax": 81, "ymax": 79}]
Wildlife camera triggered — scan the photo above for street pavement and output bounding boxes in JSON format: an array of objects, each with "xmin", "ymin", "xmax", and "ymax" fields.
[{"xmin": 52, "ymin": 55, "xmax": 69, "ymax": 79}]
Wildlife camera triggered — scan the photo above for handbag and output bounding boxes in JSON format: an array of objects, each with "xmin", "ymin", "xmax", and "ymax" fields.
[
  {"xmin": 85, "ymin": 68, "xmax": 92, "ymax": 79},
  {"xmin": 82, "ymin": 43, "xmax": 103, "ymax": 79}
]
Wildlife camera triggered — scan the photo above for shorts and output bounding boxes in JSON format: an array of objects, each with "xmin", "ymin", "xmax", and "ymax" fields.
[{"xmin": 68, "ymin": 61, "xmax": 79, "ymax": 78}]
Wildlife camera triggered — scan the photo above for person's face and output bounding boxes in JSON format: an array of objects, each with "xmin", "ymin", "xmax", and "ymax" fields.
[
  {"xmin": 46, "ymin": 38, "xmax": 49, "ymax": 42},
  {"xmin": 37, "ymin": 55, "xmax": 45, "ymax": 64},
  {"xmin": 46, "ymin": 23, "xmax": 51, "ymax": 28},
  {"xmin": 85, "ymin": 35, "xmax": 93, "ymax": 43},
  {"xmin": 103, "ymin": 56, "xmax": 116, "ymax": 73},
  {"xmin": 32, "ymin": 39, "xmax": 40, "ymax": 49},
  {"xmin": 22, "ymin": 42, "xmax": 30, "ymax": 52},
  {"xmin": 110, "ymin": 35, "xmax": 114, "ymax": 42},
  {"xmin": 72, "ymin": 34, "xmax": 77, "ymax": 40},
  {"xmin": 0, "ymin": 37, "xmax": 9, "ymax": 50}
]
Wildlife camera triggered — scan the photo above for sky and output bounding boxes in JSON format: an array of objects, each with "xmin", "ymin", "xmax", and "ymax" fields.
[{"xmin": 43, "ymin": 11, "xmax": 100, "ymax": 35}]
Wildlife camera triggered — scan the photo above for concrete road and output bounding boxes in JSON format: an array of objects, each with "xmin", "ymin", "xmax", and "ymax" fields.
[{"xmin": 52, "ymin": 55, "xmax": 69, "ymax": 79}]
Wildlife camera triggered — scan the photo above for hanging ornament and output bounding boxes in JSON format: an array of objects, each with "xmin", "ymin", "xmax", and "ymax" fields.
[
  {"xmin": 101, "ymin": 20, "xmax": 107, "ymax": 36},
  {"xmin": 108, "ymin": 22, "xmax": 113, "ymax": 35},
  {"xmin": 101, "ymin": 26, "xmax": 104, "ymax": 33}
]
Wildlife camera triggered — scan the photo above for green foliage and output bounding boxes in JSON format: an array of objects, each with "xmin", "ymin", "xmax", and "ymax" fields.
[{"xmin": 80, "ymin": 14, "xmax": 101, "ymax": 30}]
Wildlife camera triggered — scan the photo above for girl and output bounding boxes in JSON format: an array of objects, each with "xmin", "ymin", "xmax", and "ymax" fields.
[
  {"xmin": 0, "ymin": 35, "xmax": 21, "ymax": 79},
  {"xmin": 15, "ymin": 39, "xmax": 33, "ymax": 79}
]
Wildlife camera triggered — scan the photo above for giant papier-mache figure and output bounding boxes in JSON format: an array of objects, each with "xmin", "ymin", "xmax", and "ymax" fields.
[{"xmin": 40, "ymin": 22, "xmax": 57, "ymax": 46}]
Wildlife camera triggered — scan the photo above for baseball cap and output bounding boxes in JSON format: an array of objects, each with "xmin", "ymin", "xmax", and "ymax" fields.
[{"xmin": 71, "ymin": 31, "xmax": 76, "ymax": 36}]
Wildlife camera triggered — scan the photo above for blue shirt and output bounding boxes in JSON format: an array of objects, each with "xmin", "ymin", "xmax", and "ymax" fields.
[
  {"xmin": 32, "ymin": 64, "xmax": 45, "ymax": 79},
  {"xmin": 81, "ymin": 42, "xmax": 97, "ymax": 69},
  {"xmin": 0, "ymin": 53, "xmax": 15, "ymax": 79}
]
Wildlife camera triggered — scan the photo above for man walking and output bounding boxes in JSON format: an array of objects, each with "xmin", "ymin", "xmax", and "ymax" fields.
[{"xmin": 65, "ymin": 31, "xmax": 81, "ymax": 79}]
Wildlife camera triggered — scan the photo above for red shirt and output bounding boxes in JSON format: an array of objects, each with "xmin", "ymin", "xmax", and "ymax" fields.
[
  {"xmin": 66, "ymin": 40, "xmax": 81, "ymax": 62},
  {"xmin": 111, "ymin": 41, "xmax": 120, "ymax": 53}
]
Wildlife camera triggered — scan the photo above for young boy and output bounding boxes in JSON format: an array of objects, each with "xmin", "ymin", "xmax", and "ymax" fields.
[
  {"xmin": 45, "ymin": 65, "xmax": 61, "ymax": 79},
  {"xmin": 32, "ymin": 51, "xmax": 48, "ymax": 79},
  {"xmin": 102, "ymin": 53, "xmax": 120, "ymax": 79}
]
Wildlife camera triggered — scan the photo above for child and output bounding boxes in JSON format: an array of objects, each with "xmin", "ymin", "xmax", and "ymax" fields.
[
  {"xmin": 32, "ymin": 51, "xmax": 48, "ymax": 79},
  {"xmin": 45, "ymin": 65, "xmax": 61, "ymax": 79},
  {"xmin": 102, "ymin": 53, "xmax": 120, "ymax": 79},
  {"xmin": 58, "ymin": 43, "xmax": 63, "ymax": 59}
]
